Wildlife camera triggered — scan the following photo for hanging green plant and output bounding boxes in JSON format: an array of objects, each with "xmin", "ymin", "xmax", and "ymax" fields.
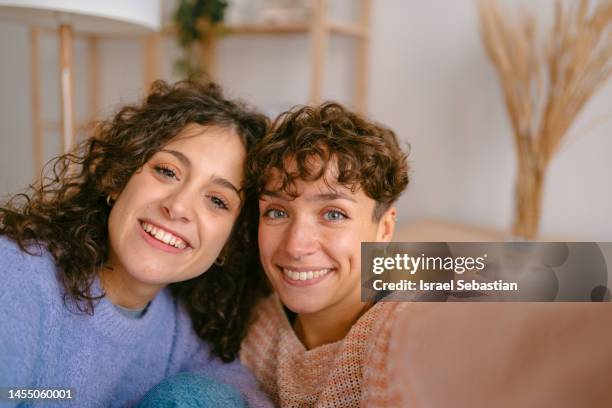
[{"xmin": 173, "ymin": 0, "xmax": 228, "ymax": 78}]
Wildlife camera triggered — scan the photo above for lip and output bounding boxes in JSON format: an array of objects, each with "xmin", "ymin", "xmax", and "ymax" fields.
[
  {"xmin": 139, "ymin": 218, "xmax": 194, "ymax": 248},
  {"xmin": 277, "ymin": 265, "xmax": 334, "ymax": 287}
]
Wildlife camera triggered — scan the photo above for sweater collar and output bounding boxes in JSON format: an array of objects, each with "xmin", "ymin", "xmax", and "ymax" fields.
[{"xmin": 84, "ymin": 276, "xmax": 177, "ymax": 346}]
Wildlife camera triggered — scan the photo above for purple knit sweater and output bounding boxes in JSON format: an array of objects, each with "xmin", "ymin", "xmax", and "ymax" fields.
[{"xmin": 0, "ymin": 235, "xmax": 271, "ymax": 408}]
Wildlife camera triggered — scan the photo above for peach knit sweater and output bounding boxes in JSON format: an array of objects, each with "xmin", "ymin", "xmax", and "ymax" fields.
[{"xmin": 240, "ymin": 294, "xmax": 408, "ymax": 407}]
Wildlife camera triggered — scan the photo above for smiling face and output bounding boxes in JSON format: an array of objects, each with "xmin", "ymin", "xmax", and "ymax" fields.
[
  {"xmin": 105, "ymin": 124, "xmax": 245, "ymax": 304},
  {"xmin": 258, "ymin": 165, "xmax": 396, "ymax": 320}
]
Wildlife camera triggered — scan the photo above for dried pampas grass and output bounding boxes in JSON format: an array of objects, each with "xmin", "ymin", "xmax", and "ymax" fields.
[{"xmin": 479, "ymin": 0, "xmax": 612, "ymax": 239}]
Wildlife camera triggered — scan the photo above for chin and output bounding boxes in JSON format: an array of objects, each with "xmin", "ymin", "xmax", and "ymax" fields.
[
  {"xmin": 127, "ymin": 265, "xmax": 175, "ymax": 286},
  {"xmin": 280, "ymin": 294, "xmax": 328, "ymax": 316}
]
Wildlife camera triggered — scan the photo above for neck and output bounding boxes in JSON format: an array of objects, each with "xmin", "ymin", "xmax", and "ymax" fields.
[
  {"xmin": 293, "ymin": 292, "xmax": 372, "ymax": 350},
  {"xmin": 100, "ymin": 265, "xmax": 162, "ymax": 309}
]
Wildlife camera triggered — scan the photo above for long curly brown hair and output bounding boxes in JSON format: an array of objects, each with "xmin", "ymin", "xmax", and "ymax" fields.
[{"xmin": 0, "ymin": 79, "xmax": 269, "ymax": 361}]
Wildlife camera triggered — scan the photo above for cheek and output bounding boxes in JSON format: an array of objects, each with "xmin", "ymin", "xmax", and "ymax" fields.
[
  {"xmin": 322, "ymin": 228, "xmax": 362, "ymax": 257},
  {"xmin": 258, "ymin": 224, "xmax": 280, "ymax": 265},
  {"xmin": 107, "ymin": 200, "xmax": 130, "ymax": 247},
  {"xmin": 198, "ymin": 215, "xmax": 237, "ymax": 255},
  {"xmin": 107, "ymin": 172, "xmax": 152, "ymax": 230}
]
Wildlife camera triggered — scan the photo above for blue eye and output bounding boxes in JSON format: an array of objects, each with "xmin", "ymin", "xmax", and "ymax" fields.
[
  {"xmin": 263, "ymin": 208, "xmax": 287, "ymax": 219},
  {"xmin": 154, "ymin": 165, "xmax": 178, "ymax": 180},
  {"xmin": 210, "ymin": 196, "xmax": 229, "ymax": 210},
  {"xmin": 323, "ymin": 209, "xmax": 347, "ymax": 221}
]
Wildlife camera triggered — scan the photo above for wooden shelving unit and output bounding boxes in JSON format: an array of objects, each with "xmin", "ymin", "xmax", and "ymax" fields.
[
  {"xmin": 29, "ymin": 0, "xmax": 371, "ymax": 173},
  {"xmin": 153, "ymin": 0, "xmax": 371, "ymax": 110}
]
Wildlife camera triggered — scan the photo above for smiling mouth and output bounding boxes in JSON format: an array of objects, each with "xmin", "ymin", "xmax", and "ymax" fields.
[
  {"xmin": 281, "ymin": 267, "xmax": 332, "ymax": 282},
  {"xmin": 140, "ymin": 221, "xmax": 189, "ymax": 249}
]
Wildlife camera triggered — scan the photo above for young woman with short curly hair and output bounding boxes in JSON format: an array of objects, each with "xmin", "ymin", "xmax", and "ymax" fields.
[{"xmin": 239, "ymin": 102, "xmax": 410, "ymax": 407}]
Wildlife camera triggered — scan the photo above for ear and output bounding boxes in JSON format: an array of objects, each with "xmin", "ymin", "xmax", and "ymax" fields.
[{"xmin": 375, "ymin": 207, "xmax": 397, "ymax": 242}]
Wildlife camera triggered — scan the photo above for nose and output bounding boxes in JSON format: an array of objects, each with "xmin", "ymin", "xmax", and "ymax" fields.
[
  {"xmin": 160, "ymin": 186, "xmax": 195, "ymax": 222},
  {"xmin": 282, "ymin": 216, "xmax": 318, "ymax": 260}
]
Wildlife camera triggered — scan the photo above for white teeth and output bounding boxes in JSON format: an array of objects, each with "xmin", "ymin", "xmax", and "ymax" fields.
[
  {"xmin": 283, "ymin": 268, "xmax": 330, "ymax": 281},
  {"xmin": 140, "ymin": 222, "xmax": 187, "ymax": 249}
]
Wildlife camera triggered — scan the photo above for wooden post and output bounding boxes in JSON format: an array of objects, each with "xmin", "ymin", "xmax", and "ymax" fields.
[
  {"xmin": 58, "ymin": 24, "xmax": 75, "ymax": 153},
  {"xmin": 29, "ymin": 27, "xmax": 43, "ymax": 178},
  {"xmin": 143, "ymin": 32, "xmax": 162, "ymax": 91},
  {"xmin": 354, "ymin": 0, "xmax": 371, "ymax": 114},
  {"xmin": 199, "ymin": 35, "xmax": 217, "ymax": 80},
  {"xmin": 87, "ymin": 35, "xmax": 100, "ymax": 121},
  {"xmin": 310, "ymin": 0, "xmax": 328, "ymax": 105}
]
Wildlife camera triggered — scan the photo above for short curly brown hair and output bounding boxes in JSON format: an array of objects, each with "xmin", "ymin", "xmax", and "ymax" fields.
[
  {"xmin": 247, "ymin": 102, "xmax": 409, "ymax": 219},
  {"xmin": 0, "ymin": 79, "xmax": 269, "ymax": 361}
]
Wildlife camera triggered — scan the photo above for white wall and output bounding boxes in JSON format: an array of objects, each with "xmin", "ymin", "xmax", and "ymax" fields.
[
  {"xmin": 369, "ymin": 0, "xmax": 612, "ymax": 240},
  {"xmin": 0, "ymin": 22, "xmax": 33, "ymax": 196},
  {"xmin": 0, "ymin": 0, "xmax": 610, "ymax": 239}
]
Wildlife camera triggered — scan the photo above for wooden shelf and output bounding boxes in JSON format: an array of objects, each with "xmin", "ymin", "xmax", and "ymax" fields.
[
  {"xmin": 162, "ymin": 22, "xmax": 310, "ymax": 36},
  {"xmin": 156, "ymin": 1, "xmax": 371, "ymax": 111},
  {"xmin": 163, "ymin": 20, "xmax": 366, "ymax": 37},
  {"xmin": 29, "ymin": 0, "xmax": 372, "ymax": 173},
  {"xmin": 327, "ymin": 21, "xmax": 367, "ymax": 38},
  {"xmin": 222, "ymin": 23, "xmax": 309, "ymax": 35}
]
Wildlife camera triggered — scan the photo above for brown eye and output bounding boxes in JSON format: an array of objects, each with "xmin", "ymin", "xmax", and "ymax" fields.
[
  {"xmin": 209, "ymin": 195, "xmax": 229, "ymax": 210},
  {"xmin": 154, "ymin": 165, "xmax": 178, "ymax": 180}
]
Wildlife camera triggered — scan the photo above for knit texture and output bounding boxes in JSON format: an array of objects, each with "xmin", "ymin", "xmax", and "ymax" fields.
[
  {"xmin": 0, "ymin": 235, "xmax": 271, "ymax": 408},
  {"xmin": 240, "ymin": 294, "xmax": 408, "ymax": 407}
]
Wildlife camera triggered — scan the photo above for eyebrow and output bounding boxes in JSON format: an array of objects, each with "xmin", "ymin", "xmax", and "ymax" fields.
[
  {"xmin": 160, "ymin": 149, "xmax": 241, "ymax": 196},
  {"xmin": 261, "ymin": 190, "xmax": 357, "ymax": 203},
  {"xmin": 212, "ymin": 177, "xmax": 241, "ymax": 195},
  {"xmin": 160, "ymin": 149, "xmax": 190, "ymax": 168}
]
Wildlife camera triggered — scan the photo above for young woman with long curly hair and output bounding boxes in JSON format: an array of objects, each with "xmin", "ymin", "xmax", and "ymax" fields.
[{"xmin": 0, "ymin": 80, "xmax": 271, "ymax": 407}]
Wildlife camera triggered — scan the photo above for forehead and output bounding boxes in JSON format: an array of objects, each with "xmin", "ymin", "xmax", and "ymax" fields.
[
  {"xmin": 164, "ymin": 124, "xmax": 245, "ymax": 159},
  {"xmin": 262, "ymin": 166, "xmax": 375, "ymax": 208},
  {"xmin": 168, "ymin": 123, "xmax": 239, "ymax": 145},
  {"xmin": 160, "ymin": 124, "xmax": 246, "ymax": 185}
]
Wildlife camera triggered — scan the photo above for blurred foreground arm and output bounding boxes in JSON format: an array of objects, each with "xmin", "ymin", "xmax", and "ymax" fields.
[{"xmin": 388, "ymin": 303, "xmax": 612, "ymax": 407}]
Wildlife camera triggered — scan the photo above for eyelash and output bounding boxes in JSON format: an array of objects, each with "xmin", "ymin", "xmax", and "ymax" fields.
[
  {"xmin": 154, "ymin": 164, "xmax": 230, "ymax": 211},
  {"xmin": 154, "ymin": 164, "xmax": 178, "ymax": 180},
  {"xmin": 262, "ymin": 208, "xmax": 349, "ymax": 222},
  {"xmin": 209, "ymin": 195, "xmax": 230, "ymax": 210},
  {"xmin": 263, "ymin": 208, "xmax": 287, "ymax": 219},
  {"xmin": 323, "ymin": 208, "xmax": 348, "ymax": 222}
]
